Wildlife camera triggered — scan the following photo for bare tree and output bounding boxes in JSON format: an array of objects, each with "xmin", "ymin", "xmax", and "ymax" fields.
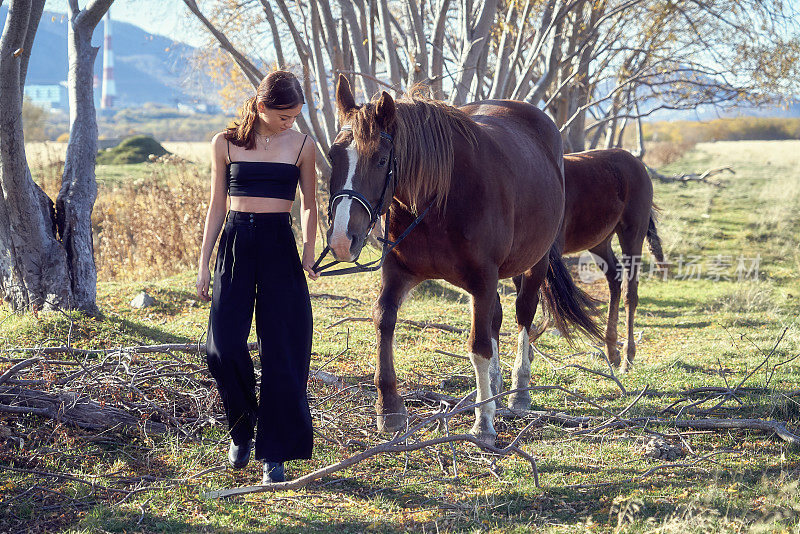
[
  {"xmin": 185, "ymin": 0, "xmax": 799, "ymax": 170},
  {"xmin": 0, "ymin": 0, "xmax": 112, "ymax": 313}
]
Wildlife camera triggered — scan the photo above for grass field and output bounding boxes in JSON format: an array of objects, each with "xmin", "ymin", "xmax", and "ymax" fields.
[{"xmin": 2, "ymin": 141, "xmax": 800, "ymax": 532}]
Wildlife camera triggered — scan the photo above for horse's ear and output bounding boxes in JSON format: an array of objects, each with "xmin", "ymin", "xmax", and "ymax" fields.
[
  {"xmin": 336, "ymin": 74, "xmax": 356, "ymax": 115},
  {"xmin": 375, "ymin": 91, "xmax": 396, "ymax": 129}
]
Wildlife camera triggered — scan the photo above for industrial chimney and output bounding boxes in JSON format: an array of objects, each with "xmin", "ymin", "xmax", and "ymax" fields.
[{"xmin": 100, "ymin": 10, "xmax": 115, "ymax": 109}]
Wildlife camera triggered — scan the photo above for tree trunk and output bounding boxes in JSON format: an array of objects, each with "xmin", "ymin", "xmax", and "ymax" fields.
[
  {"xmin": 339, "ymin": 0, "xmax": 377, "ymax": 98},
  {"xmin": 58, "ymin": 2, "xmax": 111, "ymax": 315},
  {"xmin": 632, "ymin": 105, "xmax": 645, "ymax": 159},
  {"xmin": 378, "ymin": 0, "xmax": 402, "ymax": 89},
  {"xmin": 0, "ymin": 0, "xmax": 72, "ymax": 312},
  {"xmin": 487, "ymin": 0, "xmax": 518, "ymax": 99},
  {"xmin": 429, "ymin": 0, "xmax": 451, "ymax": 99},
  {"xmin": 450, "ymin": 0, "xmax": 498, "ymax": 105}
]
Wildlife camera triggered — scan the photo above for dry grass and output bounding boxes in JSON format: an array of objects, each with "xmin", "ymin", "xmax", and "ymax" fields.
[
  {"xmin": 25, "ymin": 141, "xmax": 68, "ymax": 172},
  {"xmin": 29, "ymin": 147, "xmax": 210, "ymax": 282},
  {"xmin": 697, "ymin": 140, "xmax": 800, "ymax": 167},
  {"xmin": 92, "ymin": 160, "xmax": 209, "ymax": 281}
]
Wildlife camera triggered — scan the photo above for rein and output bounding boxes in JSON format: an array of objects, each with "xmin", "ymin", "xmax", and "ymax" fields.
[{"xmin": 312, "ymin": 126, "xmax": 432, "ymax": 276}]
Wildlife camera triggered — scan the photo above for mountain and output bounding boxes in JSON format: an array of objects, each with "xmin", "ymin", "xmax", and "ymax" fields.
[{"xmin": 1, "ymin": 6, "xmax": 205, "ymax": 107}]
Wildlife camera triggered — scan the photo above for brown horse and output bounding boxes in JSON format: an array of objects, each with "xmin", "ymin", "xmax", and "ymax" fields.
[
  {"xmin": 324, "ymin": 75, "xmax": 603, "ymax": 445},
  {"xmin": 508, "ymin": 149, "xmax": 664, "ymax": 408}
]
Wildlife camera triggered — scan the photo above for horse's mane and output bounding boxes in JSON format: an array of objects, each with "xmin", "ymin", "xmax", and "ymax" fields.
[{"xmin": 345, "ymin": 86, "xmax": 477, "ymax": 214}]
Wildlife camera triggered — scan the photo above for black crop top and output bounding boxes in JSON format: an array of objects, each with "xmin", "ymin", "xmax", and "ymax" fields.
[{"xmin": 226, "ymin": 135, "xmax": 306, "ymax": 200}]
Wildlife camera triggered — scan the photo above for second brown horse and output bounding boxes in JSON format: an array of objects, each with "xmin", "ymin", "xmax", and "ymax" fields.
[{"xmin": 508, "ymin": 149, "xmax": 664, "ymax": 409}]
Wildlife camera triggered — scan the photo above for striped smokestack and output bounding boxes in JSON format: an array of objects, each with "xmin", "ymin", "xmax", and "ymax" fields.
[{"xmin": 100, "ymin": 10, "xmax": 115, "ymax": 109}]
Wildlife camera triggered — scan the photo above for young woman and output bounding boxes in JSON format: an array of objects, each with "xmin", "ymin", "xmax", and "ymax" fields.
[{"xmin": 196, "ymin": 70, "xmax": 319, "ymax": 485}]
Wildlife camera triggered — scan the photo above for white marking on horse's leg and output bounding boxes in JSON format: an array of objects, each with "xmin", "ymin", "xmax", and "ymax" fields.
[
  {"xmin": 509, "ymin": 329, "xmax": 532, "ymax": 410},
  {"xmin": 469, "ymin": 352, "xmax": 497, "ymax": 445},
  {"xmin": 329, "ymin": 146, "xmax": 358, "ymax": 258},
  {"xmin": 489, "ymin": 338, "xmax": 502, "ymax": 397}
]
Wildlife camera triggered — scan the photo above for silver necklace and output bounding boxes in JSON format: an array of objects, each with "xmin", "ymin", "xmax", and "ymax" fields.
[{"xmin": 254, "ymin": 131, "xmax": 276, "ymax": 150}]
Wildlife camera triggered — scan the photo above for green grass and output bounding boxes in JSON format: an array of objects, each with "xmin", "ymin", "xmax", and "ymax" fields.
[{"xmin": 2, "ymin": 141, "xmax": 800, "ymax": 532}]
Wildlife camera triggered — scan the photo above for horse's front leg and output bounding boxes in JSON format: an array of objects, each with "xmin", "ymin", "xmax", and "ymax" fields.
[
  {"xmin": 468, "ymin": 276, "xmax": 501, "ymax": 446},
  {"xmin": 373, "ymin": 259, "xmax": 419, "ymax": 433}
]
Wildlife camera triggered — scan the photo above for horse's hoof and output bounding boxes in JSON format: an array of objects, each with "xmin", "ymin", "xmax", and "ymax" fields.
[
  {"xmin": 620, "ymin": 358, "xmax": 633, "ymax": 374},
  {"xmin": 508, "ymin": 393, "xmax": 531, "ymax": 412},
  {"xmin": 469, "ymin": 426, "xmax": 497, "ymax": 447},
  {"xmin": 606, "ymin": 348, "xmax": 621, "ymax": 367},
  {"xmin": 376, "ymin": 404, "xmax": 408, "ymax": 433},
  {"xmin": 623, "ymin": 342, "xmax": 635, "ymax": 365}
]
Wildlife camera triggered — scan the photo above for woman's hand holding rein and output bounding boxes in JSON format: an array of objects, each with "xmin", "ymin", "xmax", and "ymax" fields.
[{"xmin": 302, "ymin": 243, "xmax": 319, "ymax": 280}]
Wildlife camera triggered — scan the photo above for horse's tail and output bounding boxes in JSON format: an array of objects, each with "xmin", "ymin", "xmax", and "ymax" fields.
[
  {"xmin": 646, "ymin": 205, "xmax": 664, "ymax": 264},
  {"xmin": 540, "ymin": 245, "xmax": 604, "ymax": 345}
]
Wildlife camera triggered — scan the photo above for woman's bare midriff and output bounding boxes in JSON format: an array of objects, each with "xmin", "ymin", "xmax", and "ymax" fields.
[{"xmin": 229, "ymin": 196, "xmax": 293, "ymax": 213}]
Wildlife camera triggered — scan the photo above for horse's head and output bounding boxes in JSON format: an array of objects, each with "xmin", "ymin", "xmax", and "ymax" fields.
[{"xmin": 326, "ymin": 74, "xmax": 398, "ymax": 262}]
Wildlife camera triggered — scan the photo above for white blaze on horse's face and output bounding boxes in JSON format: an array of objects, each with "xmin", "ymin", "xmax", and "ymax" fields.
[
  {"xmin": 327, "ymin": 129, "xmax": 393, "ymax": 262},
  {"xmin": 328, "ymin": 143, "xmax": 359, "ymax": 261}
]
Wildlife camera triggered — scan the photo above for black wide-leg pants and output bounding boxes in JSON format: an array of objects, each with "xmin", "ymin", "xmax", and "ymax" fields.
[{"xmin": 206, "ymin": 210, "xmax": 313, "ymax": 462}]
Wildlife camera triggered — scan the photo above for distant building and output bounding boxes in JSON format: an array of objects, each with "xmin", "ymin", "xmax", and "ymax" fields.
[
  {"xmin": 24, "ymin": 83, "xmax": 67, "ymax": 111},
  {"xmin": 177, "ymin": 102, "xmax": 220, "ymax": 114}
]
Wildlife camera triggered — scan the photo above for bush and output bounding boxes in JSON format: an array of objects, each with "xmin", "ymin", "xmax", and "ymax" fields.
[
  {"xmin": 96, "ymin": 135, "xmax": 170, "ymax": 165},
  {"xmin": 643, "ymin": 140, "xmax": 697, "ymax": 167}
]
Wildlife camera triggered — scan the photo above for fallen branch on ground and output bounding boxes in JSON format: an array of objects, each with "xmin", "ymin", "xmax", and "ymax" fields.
[
  {"xmin": 204, "ymin": 387, "xmax": 544, "ymax": 498},
  {"xmin": 0, "ymin": 385, "xmax": 168, "ymax": 434},
  {"xmin": 646, "ymin": 165, "xmax": 733, "ymax": 186},
  {"xmin": 1, "ymin": 342, "xmax": 255, "ymax": 356},
  {"xmin": 309, "ymin": 293, "xmax": 363, "ymax": 304}
]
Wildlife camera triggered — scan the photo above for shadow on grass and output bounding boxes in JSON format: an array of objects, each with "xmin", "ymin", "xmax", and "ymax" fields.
[
  {"xmin": 146, "ymin": 288, "xmax": 200, "ymax": 316},
  {"xmin": 109, "ymin": 316, "xmax": 193, "ymax": 345},
  {"xmin": 307, "ymin": 465, "xmax": 783, "ymax": 531},
  {"xmin": 410, "ymin": 280, "xmax": 469, "ymax": 303}
]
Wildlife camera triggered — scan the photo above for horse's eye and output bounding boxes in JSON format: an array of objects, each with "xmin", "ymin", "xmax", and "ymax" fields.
[{"xmin": 378, "ymin": 157, "xmax": 388, "ymax": 167}]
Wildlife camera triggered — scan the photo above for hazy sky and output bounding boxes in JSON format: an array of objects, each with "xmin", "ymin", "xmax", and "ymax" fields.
[{"xmin": 43, "ymin": 0, "xmax": 204, "ymax": 46}]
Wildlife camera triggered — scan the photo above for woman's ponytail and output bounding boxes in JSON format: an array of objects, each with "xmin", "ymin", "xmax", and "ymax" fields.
[{"xmin": 225, "ymin": 96, "xmax": 259, "ymax": 150}]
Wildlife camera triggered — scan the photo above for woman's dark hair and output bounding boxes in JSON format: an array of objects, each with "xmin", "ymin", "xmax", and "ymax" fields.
[{"xmin": 225, "ymin": 70, "xmax": 305, "ymax": 149}]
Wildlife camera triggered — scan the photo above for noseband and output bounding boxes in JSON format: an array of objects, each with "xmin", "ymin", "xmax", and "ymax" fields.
[
  {"xmin": 326, "ymin": 126, "xmax": 395, "ymax": 239},
  {"xmin": 312, "ymin": 126, "xmax": 432, "ymax": 276}
]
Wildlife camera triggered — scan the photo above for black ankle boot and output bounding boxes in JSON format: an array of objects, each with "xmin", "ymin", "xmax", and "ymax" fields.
[
  {"xmin": 227, "ymin": 438, "xmax": 253, "ymax": 469},
  {"xmin": 262, "ymin": 461, "xmax": 285, "ymax": 484}
]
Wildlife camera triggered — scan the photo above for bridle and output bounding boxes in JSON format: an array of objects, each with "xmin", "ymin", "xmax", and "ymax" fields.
[{"xmin": 312, "ymin": 125, "xmax": 432, "ymax": 276}]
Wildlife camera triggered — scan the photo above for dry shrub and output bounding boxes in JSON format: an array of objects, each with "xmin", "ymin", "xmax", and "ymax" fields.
[
  {"xmin": 93, "ymin": 160, "xmax": 209, "ymax": 281},
  {"xmin": 643, "ymin": 140, "xmax": 697, "ymax": 167}
]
